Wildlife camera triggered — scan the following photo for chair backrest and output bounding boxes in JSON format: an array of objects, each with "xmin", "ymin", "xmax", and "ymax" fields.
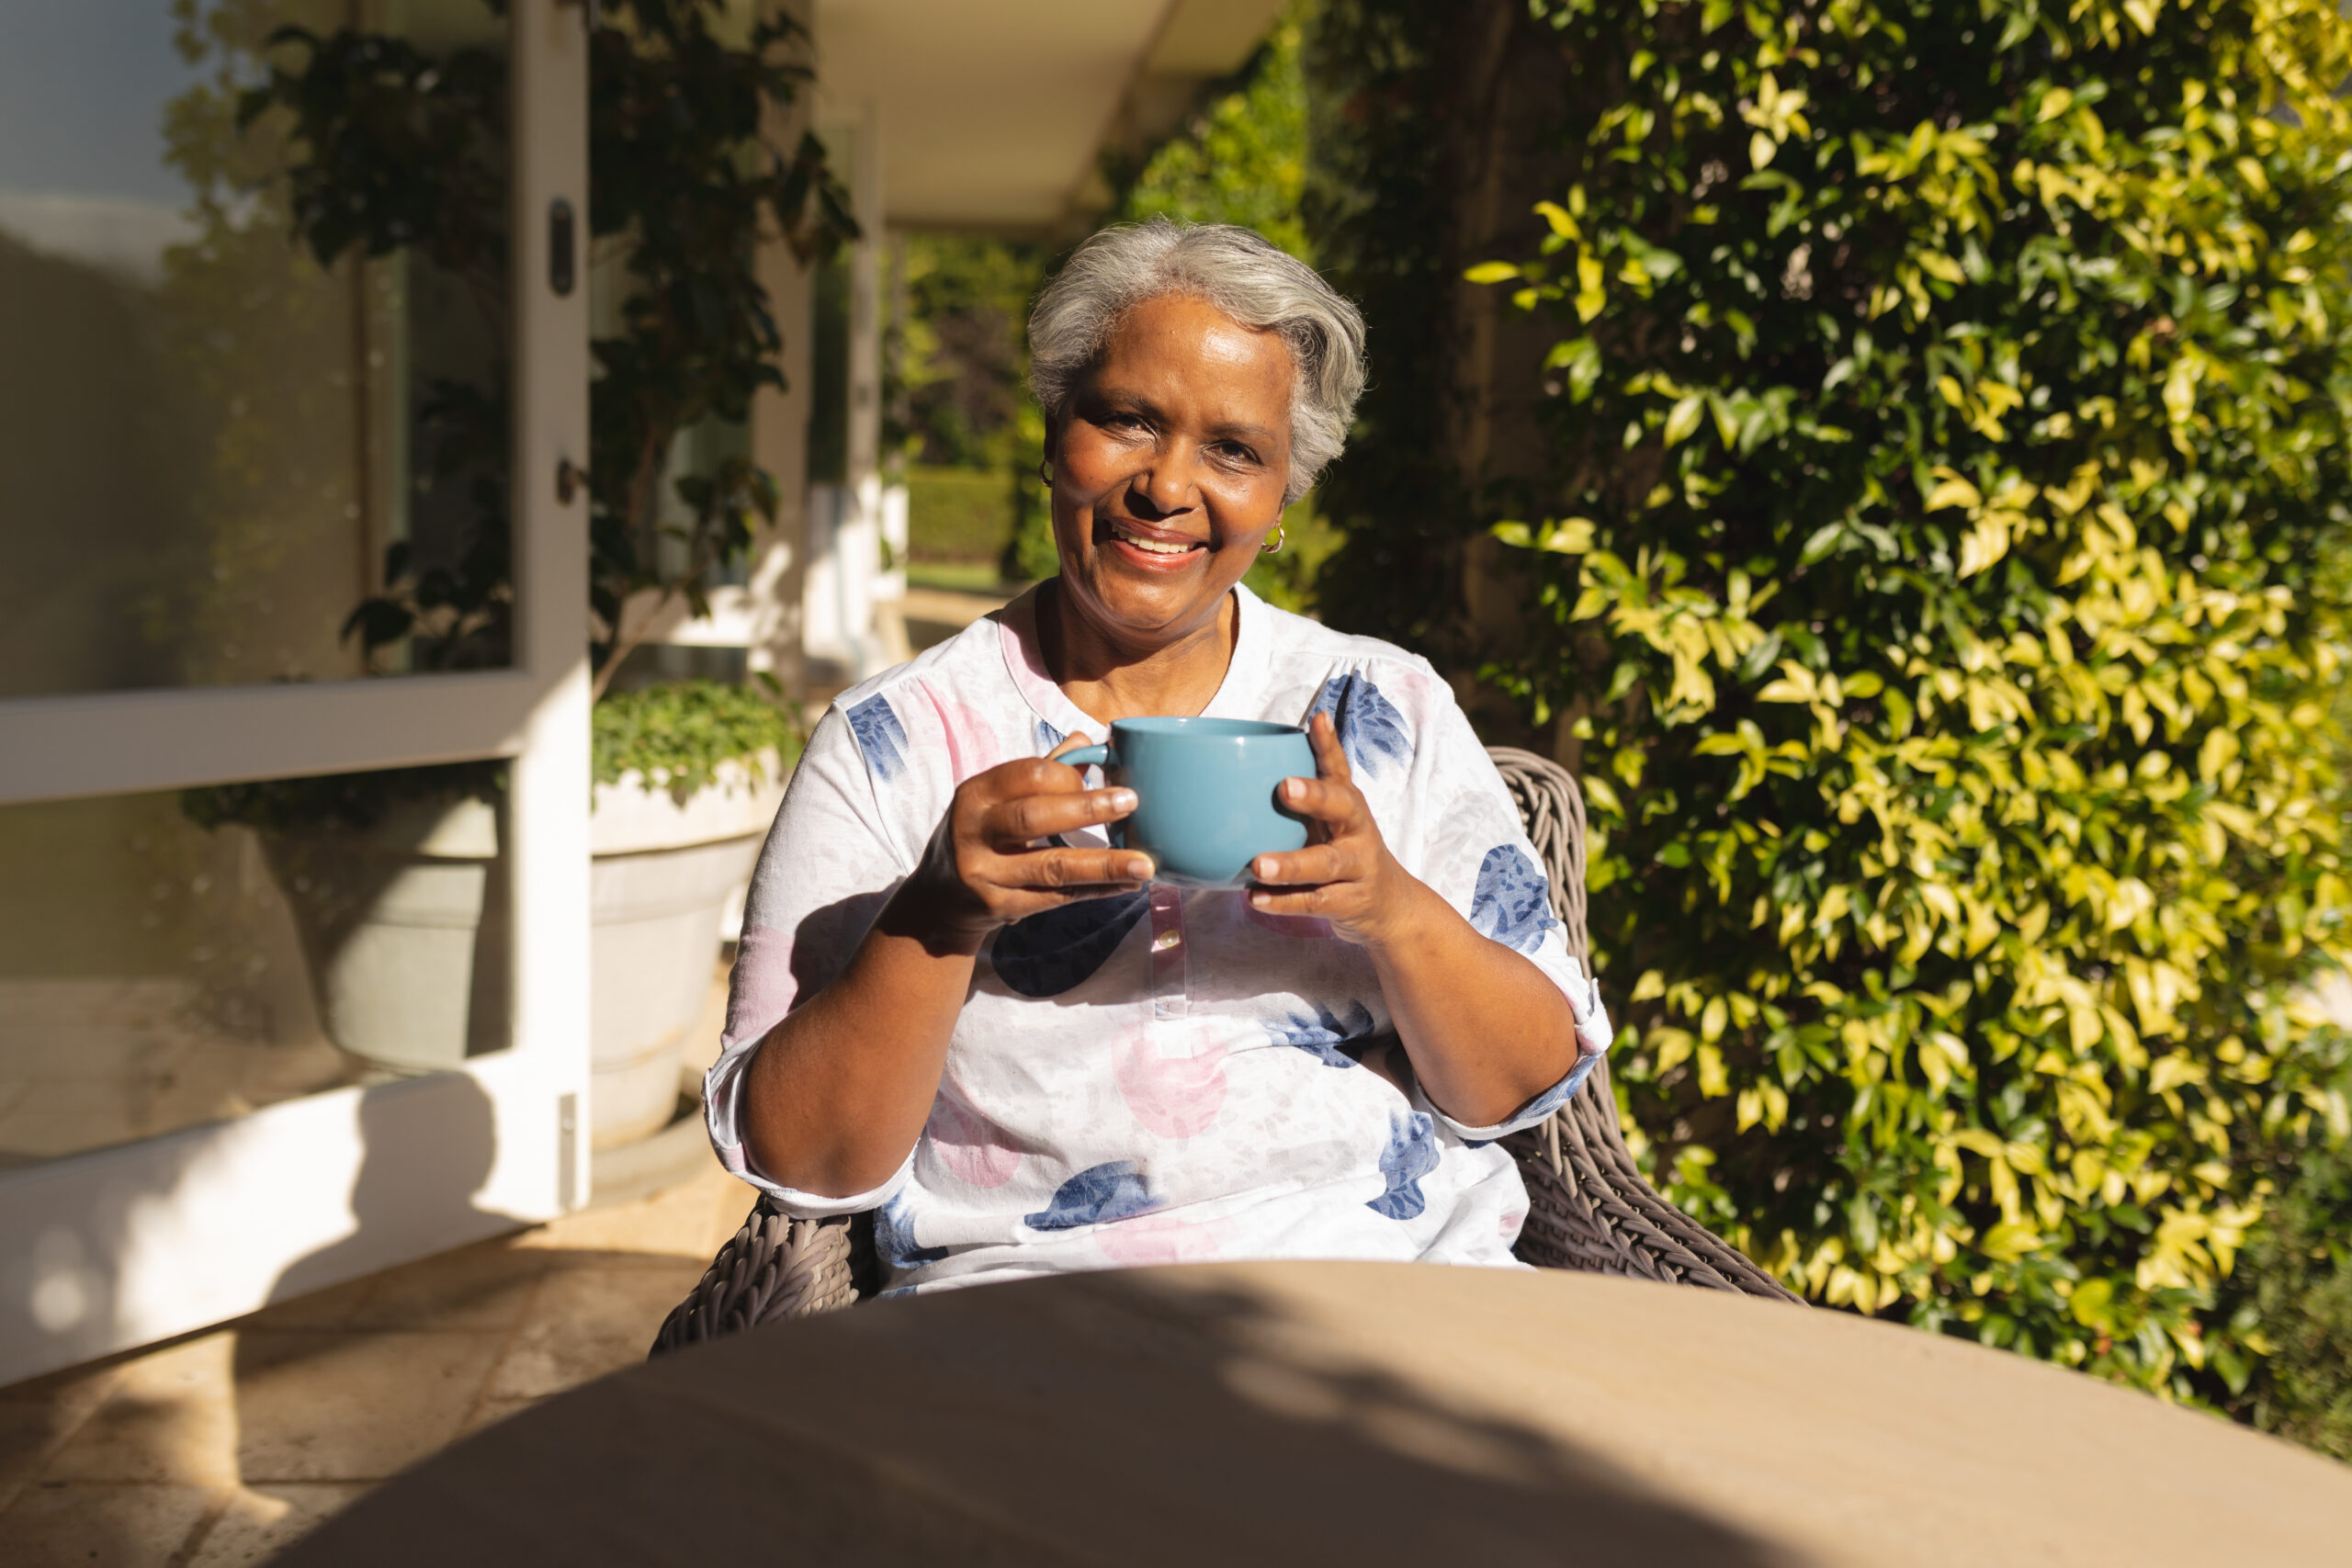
[
  {"xmin": 1482, "ymin": 746, "xmax": 1804, "ymax": 1303},
  {"xmin": 1486, "ymin": 747, "xmax": 1589, "ymax": 961}
]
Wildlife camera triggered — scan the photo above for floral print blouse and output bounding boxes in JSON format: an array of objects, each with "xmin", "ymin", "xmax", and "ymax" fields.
[{"xmin": 704, "ymin": 582, "xmax": 1611, "ymax": 1294}]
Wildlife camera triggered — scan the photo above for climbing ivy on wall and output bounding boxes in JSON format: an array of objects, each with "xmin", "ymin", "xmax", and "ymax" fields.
[
  {"xmin": 1470, "ymin": 0, "xmax": 2352, "ymax": 1406},
  {"xmin": 1295, "ymin": 0, "xmax": 1473, "ymax": 639}
]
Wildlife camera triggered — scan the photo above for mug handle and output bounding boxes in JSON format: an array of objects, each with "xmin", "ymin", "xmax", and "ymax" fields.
[{"xmin": 1052, "ymin": 743, "xmax": 1125, "ymax": 851}]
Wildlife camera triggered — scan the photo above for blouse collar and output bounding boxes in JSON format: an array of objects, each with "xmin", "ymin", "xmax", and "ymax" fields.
[{"xmin": 994, "ymin": 580, "xmax": 1272, "ymax": 744}]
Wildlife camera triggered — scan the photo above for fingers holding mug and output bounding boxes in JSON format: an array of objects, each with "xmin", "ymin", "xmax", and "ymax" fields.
[{"xmin": 983, "ymin": 785, "xmax": 1136, "ymax": 850}]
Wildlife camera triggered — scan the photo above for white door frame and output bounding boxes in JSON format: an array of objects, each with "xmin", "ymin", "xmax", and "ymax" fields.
[{"xmin": 0, "ymin": 0, "xmax": 592, "ymax": 1388}]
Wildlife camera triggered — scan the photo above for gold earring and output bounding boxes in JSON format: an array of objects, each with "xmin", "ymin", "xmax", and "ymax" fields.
[
  {"xmin": 1262, "ymin": 523, "xmax": 1286, "ymax": 555},
  {"xmin": 1036, "ymin": 458, "xmax": 1053, "ymax": 490}
]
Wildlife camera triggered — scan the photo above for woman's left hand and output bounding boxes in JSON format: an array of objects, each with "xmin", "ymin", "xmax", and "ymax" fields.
[{"xmin": 1248, "ymin": 712, "xmax": 1432, "ymax": 948}]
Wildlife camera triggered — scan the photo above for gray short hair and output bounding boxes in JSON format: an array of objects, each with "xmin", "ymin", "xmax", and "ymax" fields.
[{"xmin": 1029, "ymin": 219, "xmax": 1367, "ymax": 506}]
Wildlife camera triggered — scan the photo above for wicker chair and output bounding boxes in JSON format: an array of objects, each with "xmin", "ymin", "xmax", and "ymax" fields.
[{"xmin": 651, "ymin": 747, "xmax": 1798, "ymax": 1354}]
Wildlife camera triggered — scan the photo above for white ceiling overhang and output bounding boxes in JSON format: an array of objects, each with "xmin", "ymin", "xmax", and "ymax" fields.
[{"xmin": 812, "ymin": 0, "xmax": 1285, "ymax": 234}]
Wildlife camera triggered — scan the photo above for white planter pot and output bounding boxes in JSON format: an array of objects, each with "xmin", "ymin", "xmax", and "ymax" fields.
[
  {"xmin": 587, "ymin": 753, "xmax": 783, "ymax": 1150},
  {"xmin": 265, "ymin": 798, "xmax": 508, "ymax": 1077},
  {"xmin": 266, "ymin": 750, "xmax": 785, "ymax": 1150}
]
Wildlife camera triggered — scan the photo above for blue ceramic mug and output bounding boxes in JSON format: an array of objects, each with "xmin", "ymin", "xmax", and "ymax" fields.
[{"xmin": 1060, "ymin": 717, "xmax": 1315, "ymax": 888}]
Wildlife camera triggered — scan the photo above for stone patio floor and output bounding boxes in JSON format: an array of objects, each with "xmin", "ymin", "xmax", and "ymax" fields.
[{"xmin": 0, "ymin": 1160, "xmax": 752, "ymax": 1566}]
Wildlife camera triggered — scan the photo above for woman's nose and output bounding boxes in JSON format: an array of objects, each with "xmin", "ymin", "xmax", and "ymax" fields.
[{"xmin": 1128, "ymin": 457, "xmax": 1195, "ymax": 518}]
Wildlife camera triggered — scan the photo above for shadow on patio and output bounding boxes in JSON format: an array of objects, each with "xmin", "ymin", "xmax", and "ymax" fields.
[{"xmin": 0, "ymin": 1162, "xmax": 750, "ymax": 1564}]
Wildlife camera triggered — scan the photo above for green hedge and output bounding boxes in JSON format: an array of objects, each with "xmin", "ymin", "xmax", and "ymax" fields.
[
  {"xmin": 2214, "ymin": 1134, "xmax": 2352, "ymax": 1458},
  {"xmin": 1467, "ymin": 0, "xmax": 2352, "ymax": 1408},
  {"xmin": 906, "ymin": 464, "xmax": 1019, "ymax": 567}
]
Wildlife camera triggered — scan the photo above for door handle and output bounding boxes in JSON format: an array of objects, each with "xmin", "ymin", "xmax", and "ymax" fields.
[{"xmin": 548, "ymin": 198, "xmax": 576, "ymax": 297}]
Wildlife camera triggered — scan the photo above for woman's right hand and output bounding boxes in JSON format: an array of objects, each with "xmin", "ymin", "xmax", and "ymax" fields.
[{"xmin": 889, "ymin": 734, "xmax": 1152, "ymax": 952}]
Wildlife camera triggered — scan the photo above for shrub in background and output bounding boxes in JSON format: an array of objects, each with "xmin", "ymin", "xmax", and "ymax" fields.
[
  {"xmin": 884, "ymin": 235, "xmax": 1049, "ymax": 585},
  {"xmin": 2213, "ymin": 1132, "xmax": 2352, "ymax": 1458},
  {"xmin": 902, "ymin": 466, "xmax": 1020, "ymax": 570},
  {"xmin": 1114, "ymin": 0, "xmax": 1315, "ymax": 262},
  {"xmin": 1469, "ymin": 0, "xmax": 2352, "ymax": 1405}
]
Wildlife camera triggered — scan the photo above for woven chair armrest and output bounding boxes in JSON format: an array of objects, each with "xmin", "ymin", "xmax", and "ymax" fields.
[
  {"xmin": 1510, "ymin": 1057, "xmax": 1802, "ymax": 1303},
  {"xmin": 649, "ymin": 1199, "xmax": 865, "ymax": 1358}
]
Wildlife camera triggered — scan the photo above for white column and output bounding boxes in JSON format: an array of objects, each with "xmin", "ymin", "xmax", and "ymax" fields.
[
  {"xmin": 506, "ymin": 0, "xmax": 594, "ymax": 1210},
  {"xmin": 842, "ymin": 98, "xmax": 899, "ymax": 672},
  {"xmin": 742, "ymin": 0, "xmax": 817, "ymax": 698},
  {"xmin": 845, "ymin": 101, "xmax": 883, "ymax": 527},
  {"xmin": 805, "ymin": 96, "xmax": 907, "ymax": 682}
]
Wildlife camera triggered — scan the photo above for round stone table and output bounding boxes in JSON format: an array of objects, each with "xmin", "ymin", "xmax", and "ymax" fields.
[{"xmin": 276, "ymin": 1261, "xmax": 2351, "ymax": 1566}]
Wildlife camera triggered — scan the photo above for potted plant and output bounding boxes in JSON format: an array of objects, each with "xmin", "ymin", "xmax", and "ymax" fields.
[
  {"xmin": 185, "ymin": 0, "xmax": 852, "ymax": 1147},
  {"xmin": 183, "ymin": 761, "xmax": 514, "ymax": 1077},
  {"xmin": 187, "ymin": 684, "xmax": 799, "ymax": 1145},
  {"xmin": 583, "ymin": 680, "xmax": 799, "ymax": 1145}
]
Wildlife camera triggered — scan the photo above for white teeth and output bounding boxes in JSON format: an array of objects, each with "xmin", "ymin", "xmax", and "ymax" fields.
[{"xmin": 1113, "ymin": 524, "xmax": 1195, "ymax": 556}]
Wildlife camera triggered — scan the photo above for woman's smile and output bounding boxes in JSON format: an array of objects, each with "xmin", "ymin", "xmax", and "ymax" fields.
[{"xmin": 1100, "ymin": 515, "xmax": 1211, "ymax": 570}]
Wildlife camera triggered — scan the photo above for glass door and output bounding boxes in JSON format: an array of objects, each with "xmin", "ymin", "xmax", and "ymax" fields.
[{"xmin": 0, "ymin": 0, "xmax": 591, "ymax": 1385}]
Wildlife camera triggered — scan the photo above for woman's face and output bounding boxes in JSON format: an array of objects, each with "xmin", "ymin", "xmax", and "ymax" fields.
[{"xmin": 1046, "ymin": 292, "xmax": 1293, "ymax": 649}]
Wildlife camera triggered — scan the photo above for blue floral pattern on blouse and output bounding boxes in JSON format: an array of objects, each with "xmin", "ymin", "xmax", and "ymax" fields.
[
  {"xmin": 992, "ymin": 892, "xmax": 1149, "ymax": 997},
  {"xmin": 1367, "ymin": 1112, "xmax": 1442, "ymax": 1220},
  {"xmin": 1306, "ymin": 672, "xmax": 1412, "ymax": 779},
  {"xmin": 1509, "ymin": 1047, "xmax": 1603, "ymax": 1125},
  {"xmin": 876, "ymin": 1191, "xmax": 949, "ymax": 1268},
  {"xmin": 846, "ymin": 694, "xmax": 910, "ymax": 783},
  {"xmin": 1264, "ymin": 999, "xmax": 1377, "ymax": 1067},
  {"xmin": 1024, "ymin": 1160, "xmax": 1162, "ymax": 1230},
  {"xmin": 1469, "ymin": 843, "xmax": 1560, "ymax": 954}
]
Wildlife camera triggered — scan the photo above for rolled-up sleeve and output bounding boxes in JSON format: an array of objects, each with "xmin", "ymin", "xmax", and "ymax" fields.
[
  {"xmin": 703, "ymin": 705, "xmax": 917, "ymax": 1214},
  {"xmin": 1415, "ymin": 970, "xmax": 1611, "ymax": 1140}
]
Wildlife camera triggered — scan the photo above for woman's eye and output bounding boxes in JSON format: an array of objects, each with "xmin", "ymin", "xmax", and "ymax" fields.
[{"xmin": 1215, "ymin": 443, "xmax": 1261, "ymax": 466}]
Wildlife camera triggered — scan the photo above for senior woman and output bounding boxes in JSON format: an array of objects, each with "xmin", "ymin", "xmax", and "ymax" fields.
[{"xmin": 706, "ymin": 219, "xmax": 1611, "ymax": 1292}]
